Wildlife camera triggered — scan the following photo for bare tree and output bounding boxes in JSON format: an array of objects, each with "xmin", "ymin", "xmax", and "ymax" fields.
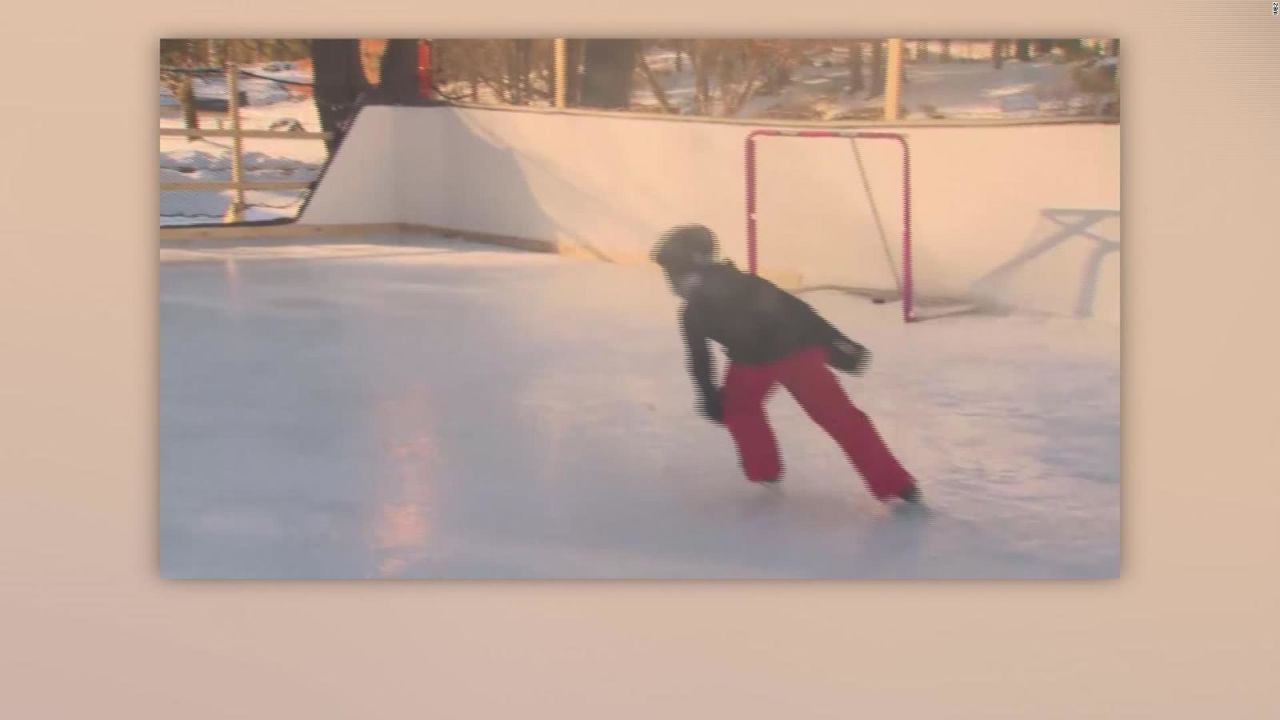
[
  {"xmin": 434, "ymin": 39, "xmax": 535, "ymax": 105},
  {"xmin": 637, "ymin": 53, "xmax": 677, "ymax": 113},
  {"xmin": 580, "ymin": 40, "xmax": 639, "ymax": 109},
  {"xmin": 723, "ymin": 41, "xmax": 790, "ymax": 116},
  {"xmin": 1015, "ymin": 39, "xmax": 1031, "ymax": 62},
  {"xmin": 690, "ymin": 40, "xmax": 713, "ymax": 114},
  {"xmin": 503, "ymin": 39, "xmax": 537, "ymax": 104},
  {"xmin": 311, "ymin": 39, "xmax": 371, "ymax": 153},
  {"xmin": 160, "ymin": 40, "xmax": 204, "ymax": 141},
  {"xmin": 419, "ymin": 38, "xmax": 823, "ymax": 117},
  {"xmin": 1057, "ymin": 39, "xmax": 1087, "ymax": 60},
  {"xmin": 672, "ymin": 40, "xmax": 798, "ymax": 116},
  {"xmin": 868, "ymin": 40, "xmax": 885, "ymax": 98},
  {"xmin": 847, "ymin": 41, "xmax": 864, "ymax": 95}
]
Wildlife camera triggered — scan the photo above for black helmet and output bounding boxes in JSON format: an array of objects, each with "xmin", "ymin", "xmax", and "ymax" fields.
[{"xmin": 651, "ymin": 224, "xmax": 719, "ymax": 273}]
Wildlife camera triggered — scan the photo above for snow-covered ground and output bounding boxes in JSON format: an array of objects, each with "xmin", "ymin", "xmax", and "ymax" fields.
[
  {"xmin": 159, "ymin": 62, "xmax": 312, "ymax": 107},
  {"xmin": 160, "ymin": 71, "xmax": 324, "ymax": 225},
  {"xmin": 424, "ymin": 46, "xmax": 1115, "ymax": 121},
  {"xmin": 159, "ymin": 236, "xmax": 1120, "ymax": 579},
  {"xmin": 634, "ymin": 50, "xmax": 1113, "ymax": 120}
]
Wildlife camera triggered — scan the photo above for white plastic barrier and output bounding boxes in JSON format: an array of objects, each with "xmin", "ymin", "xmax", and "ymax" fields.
[{"xmin": 300, "ymin": 106, "xmax": 1120, "ymax": 322}]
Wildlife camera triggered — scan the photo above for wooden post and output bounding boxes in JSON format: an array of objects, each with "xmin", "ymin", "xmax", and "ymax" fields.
[
  {"xmin": 553, "ymin": 38, "xmax": 567, "ymax": 108},
  {"xmin": 222, "ymin": 62, "xmax": 245, "ymax": 223},
  {"xmin": 883, "ymin": 38, "xmax": 904, "ymax": 121}
]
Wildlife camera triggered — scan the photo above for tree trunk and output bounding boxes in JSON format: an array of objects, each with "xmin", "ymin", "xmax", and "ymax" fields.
[
  {"xmin": 580, "ymin": 40, "xmax": 639, "ymax": 109},
  {"xmin": 368, "ymin": 39, "xmax": 420, "ymax": 105},
  {"xmin": 759, "ymin": 58, "xmax": 789, "ymax": 96},
  {"xmin": 725, "ymin": 50, "xmax": 770, "ymax": 116},
  {"xmin": 691, "ymin": 42, "xmax": 711, "ymax": 114},
  {"xmin": 1108, "ymin": 39, "xmax": 1120, "ymax": 57},
  {"xmin": 502, "ymin": 41, "xmax": 518, "ymax": 104},
  {"xmin": 714, "ymin": 48, "xmax": 734, "ymax": 115},
  {"xmin": 847, "ymin": 41, "xmax": 864, "ymax": 95},
  {"xmin": 1015, "ymin": 39, "xmax": 1031, "ymax": 62},
  {"xmin": 992, "ymin": 39, "xmax": 1005, "ymax": 69},
  {"xmin": 1058, "ymin": 39, "xmax": 1085, "ymax": 60},
  {"xmin": 311, "ymin": 39, "xmax": 372, "ymax": 153},
  {"xmin": 638, "ymin": 53, "xmax": 676, "ymax": 113},
  {"xmin": 179, "ymin": 75, "xmax": 199, "ymax": 142},
  {"xmin": 868, "ymin": 40, "xmax": 885, "ymax": 99},
  {"xmin": 940, "ymin": 39, "xmax": 951, "ymax": 63},
  {"xmin": 517, "ymin": 39, "xmax": 533, "ymax": 104}
]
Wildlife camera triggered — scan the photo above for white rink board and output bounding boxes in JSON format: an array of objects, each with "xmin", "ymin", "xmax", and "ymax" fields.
[{"xmin": 300, "ymin": 107, "xmax": 1120, "ymax": 322}]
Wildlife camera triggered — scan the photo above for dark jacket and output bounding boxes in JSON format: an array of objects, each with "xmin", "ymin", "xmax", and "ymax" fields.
[{"xmin": 679, "ymin": 262, "xmax": 854, "ymax": 399}]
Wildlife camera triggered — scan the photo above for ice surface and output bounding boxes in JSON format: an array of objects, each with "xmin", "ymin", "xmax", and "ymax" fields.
[{"xmin": 160, "ymin": 237, "xmax": 1120, "ymax": 579}]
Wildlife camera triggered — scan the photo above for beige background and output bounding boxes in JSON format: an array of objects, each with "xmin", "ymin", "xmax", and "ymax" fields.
[{"xmin": 2, "ymin": 1, "xmax": 1278, "ymax": 717}]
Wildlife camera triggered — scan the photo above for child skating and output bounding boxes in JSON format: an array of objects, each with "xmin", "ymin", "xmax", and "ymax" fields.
[{"xmin": 652, "ymin": 224, "xmax": 921, "ymax": 504}]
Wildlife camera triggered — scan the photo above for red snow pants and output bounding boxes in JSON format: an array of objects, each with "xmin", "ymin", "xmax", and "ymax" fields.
[{"xmin": 720, "ymin": 345, "xmax": 915, "ymax": 500}]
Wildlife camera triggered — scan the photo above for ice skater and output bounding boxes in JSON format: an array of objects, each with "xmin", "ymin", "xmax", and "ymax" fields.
[{"xmin": 652, "ymin": 224, "xmax": 921, "ymax": 504}]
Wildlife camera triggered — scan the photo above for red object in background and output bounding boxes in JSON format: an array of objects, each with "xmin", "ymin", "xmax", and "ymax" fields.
[{"xmin": 417, "ymin": 41, "xmax": 433, "ymax": 100}]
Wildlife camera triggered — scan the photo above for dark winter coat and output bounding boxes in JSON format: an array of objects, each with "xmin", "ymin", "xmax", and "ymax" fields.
[{"xmin": 678, "ymin": 262, "xmax": 867, "ymax": 406}]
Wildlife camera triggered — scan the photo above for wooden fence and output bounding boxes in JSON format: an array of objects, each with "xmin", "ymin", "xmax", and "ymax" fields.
[{"xmin": 160, "ymin": 63, "xmax": 332, "ymax": 223}]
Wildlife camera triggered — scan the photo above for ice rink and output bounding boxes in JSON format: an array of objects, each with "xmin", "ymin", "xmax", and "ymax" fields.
[{"xmin": 160, "ymin": 236, "xmax": 1120, "ymax": 579}]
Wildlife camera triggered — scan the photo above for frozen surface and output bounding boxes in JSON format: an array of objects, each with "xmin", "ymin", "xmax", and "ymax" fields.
[{"xmin": 160, "ymin": 237, "xmax": 1120, "ymax": 579}]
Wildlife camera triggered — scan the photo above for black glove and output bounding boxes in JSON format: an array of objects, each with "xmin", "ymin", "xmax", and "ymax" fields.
[
  {"xmin": 699, "ymin": 388, "xmax": 724, "ymax": 424},
  {"xmin": 827, "ymin": 337, "xmax": 872, "ymax": 375}
]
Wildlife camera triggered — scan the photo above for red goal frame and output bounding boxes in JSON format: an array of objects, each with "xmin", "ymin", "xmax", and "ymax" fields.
[{"xmin": 745, "ymin": 129, "xmax": 914, "ymax": 323}]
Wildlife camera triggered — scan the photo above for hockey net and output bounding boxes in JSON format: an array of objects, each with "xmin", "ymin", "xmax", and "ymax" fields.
[{"xmin": 745, "ymin": 129, "xmax": 916, "ymax": 322}]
